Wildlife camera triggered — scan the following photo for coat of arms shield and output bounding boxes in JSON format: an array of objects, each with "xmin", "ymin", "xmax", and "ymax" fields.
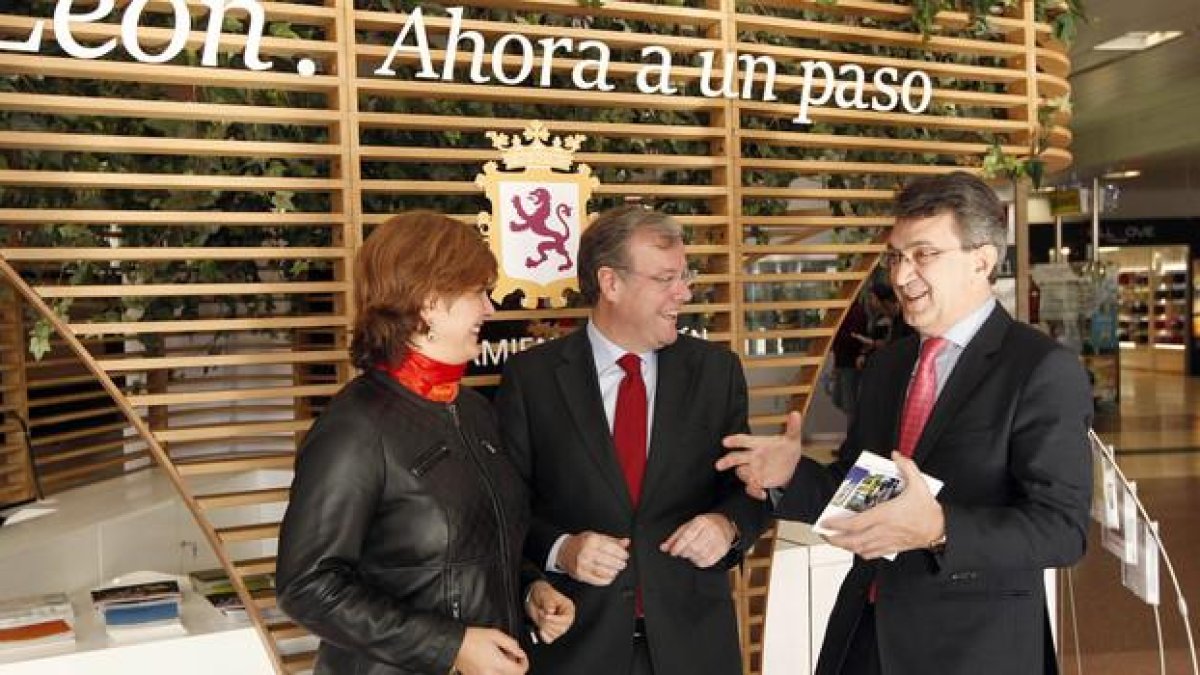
[{"xmin": 476, "ymin": 121, "xmax": 598, "ymax": 308}]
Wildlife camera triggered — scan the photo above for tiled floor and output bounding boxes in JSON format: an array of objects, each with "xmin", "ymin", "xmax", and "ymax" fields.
[{"xmin": 1061, "ymin": 369, "xmax": 1200, "ymax": 674}]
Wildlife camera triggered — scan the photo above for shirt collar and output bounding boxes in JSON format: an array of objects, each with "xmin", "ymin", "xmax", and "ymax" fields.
[
  {"xmin": 587, "ymin": 321, "xmax": 655, "ymax": 374},
  {"xmin": 937, "ymin": 296, "xmax": 996, "ymax": 350}
]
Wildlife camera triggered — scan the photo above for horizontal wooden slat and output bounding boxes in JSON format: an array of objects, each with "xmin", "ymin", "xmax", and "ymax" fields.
[
  {"xmin": 356, "ymin": 11, "xmax": 724, "ymax": 53},
  {"xmin": 128, "ymin": 384, "xmax": 341, "ymax": 407},
  {"xmin": 0, "ymin": 92, "xmax": 340, "ymax": 125},
  {"xmin": 739, "ymin": 272, "xmax": 866, "ymax": 283},
  {"xmin": 68, "ymin": 316, "xmax": 349, "ymax": 336},
  {"xmin": 282, "ymin": 651, "xmax": 315, "ymax": 673},
  {"xmin": 358, "ymin": 78, "xmax": 723, "ymax": 112},
  {"xmin": 0, "ymin": 15, "xmax": 339, "ymax": 59},
  {"xmin": 740, "ymin": 328, "xmax": 836, "ymax": 340},
  {"xmin": 35, "ymin": 282, "xmax": 349, "ymax": 299},
  {"xmin": 267, "ymin": 622, "xmax": 309, "ymax": 641},
  {"xmin": 234, "ymin": 556, "xmax": 278, "ymax": 577},
  {"xmin": 738, "ymin": 14, "xmax": 1030, "ymax": 60},
  {"xmin": 748, "ymin": 384, "xmax": 812, "ymax": 398},
  {"xmin": 741, "ymin": 356, "xmax": 824, "ymax": 369},
  {"xmin": 175, "ymin": 453, "xmax": 295, "ymax": 476},
  {"xmin": 215, "ymin": 522, "xmax": 281, "ymax": 543},
  {"xmin": 0, "ymin": 170, "xmax": 342, "ymax": 192},
  {"xmin": 31, "ymin": 421, "xmax": 127, "ymax": 447},
  {"xmin": 0, "ymin": 209, "xmax": 341, "ymax": 226},
  {"xmin": 0, "ymin": 54, "xmax": 338, "ymax": 92},
  {"xmin": 744, "ymin": 299, "xmax": 851, "ymax": 311},
  {"xmin": 357, "ymin": 113, "xmax": 724, "ymax": 139},
  {"xmin": 6, "ymin": 247, "xmax": 346, "ymax": 262},
  {"xmin": 358, "ymin": 146, "xmax": 725, "ymax": 168},
  {"xmin": 447, "ymin": 0, "xmax": 723, "ymax": 25},
  {"xmin": 195, "ymin": 488, "xmax": 291, "ymax": 510},
  {"xmin": 36, "ymin": 439, "xmax": 133, "ymax": 467},
  {"xmin": 739, "ymin": 130, "xmax": 1025, "ymax": 157},
  {"xmin": 0, "ymin": 131, "xmax": 341, "ymax": 159},
  {"xmin": 99, "ymin": 350, "xmax": 348, "ymax": 372},
  {"xmin": 29, "ymin": 405, "xmax": 120, "ymax": 428},
  {"xmin": 156, "ymin": 419, "xmax": 312, "ymax": 443}
]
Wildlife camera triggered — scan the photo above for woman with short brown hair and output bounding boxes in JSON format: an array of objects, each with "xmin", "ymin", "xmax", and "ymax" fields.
[{"xmin": 278, "ymin": 211, "xmax": 574, "ymax": 675}]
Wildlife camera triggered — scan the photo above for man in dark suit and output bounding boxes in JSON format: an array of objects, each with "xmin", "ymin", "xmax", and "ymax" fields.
[
  {"xmin": 497, "ymin": 205, "xmax": 768, "ymax": 675},
  {"xmin": 718, "ymin": 172, "xmax": 1093, "ymax": 675}
]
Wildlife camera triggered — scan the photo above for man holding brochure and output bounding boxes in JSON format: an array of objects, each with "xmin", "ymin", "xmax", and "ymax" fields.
[
  {"xmin": 498, "ymin": 205, "xmax": 768, "ymax": 675},
  {"xmin": 718, "ymin": 172, "xmax": 1093, "ymax": 675}
]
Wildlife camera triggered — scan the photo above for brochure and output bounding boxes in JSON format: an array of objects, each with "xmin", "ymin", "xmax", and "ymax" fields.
[{"xmin": 813, "ymin": 451, "xmax": 944, "ymax": 560}]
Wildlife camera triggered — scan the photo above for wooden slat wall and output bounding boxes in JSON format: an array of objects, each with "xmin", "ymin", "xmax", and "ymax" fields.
[
  {"xmin": 0, "ymin": 289, "xmax": 34, "ymax": 507},
  {"xmin": 0, "ymin": 1, "xmax": 1071, "ymax": 673}
]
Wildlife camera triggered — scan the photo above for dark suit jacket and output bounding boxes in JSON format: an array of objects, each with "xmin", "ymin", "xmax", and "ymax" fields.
[
  {"xmin": 779, "ymin": 304, "xmax": 1093, "ymax": 675},
  {"xmin": 496, "ymin": 329, "xmax": 768, "ymax": 675}
]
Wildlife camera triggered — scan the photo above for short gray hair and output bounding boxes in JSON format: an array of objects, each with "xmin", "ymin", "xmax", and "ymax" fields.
[
  {"xmin": 577, "ymin": 205, "xmax": 683, "ymax": 305},
  {"xmin": 895, "ymin": 171, "xmax": 1007, "ymax": 280}
]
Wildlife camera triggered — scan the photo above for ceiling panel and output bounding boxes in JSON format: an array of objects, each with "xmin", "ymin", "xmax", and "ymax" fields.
[{"xmin": 1060, "ymin": 0, "xmax": 1200, "ymax": 183}]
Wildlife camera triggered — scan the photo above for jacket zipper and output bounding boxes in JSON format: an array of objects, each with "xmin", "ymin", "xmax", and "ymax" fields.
[{"xmin": 448, "ymin": 402, "xmax": 517, "ymax": 633}]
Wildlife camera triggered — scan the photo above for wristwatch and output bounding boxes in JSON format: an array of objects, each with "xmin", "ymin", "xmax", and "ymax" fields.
[{"xmin": 928, "ymin": 531, "xmax": 947, "ymax": 554}]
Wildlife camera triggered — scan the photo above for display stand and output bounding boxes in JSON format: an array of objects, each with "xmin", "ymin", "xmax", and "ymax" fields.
[
  {"xmin": 1062, "ymin": 432, "xmax": 1200, "ymax": 675},
  {"xmin": 0, "ymin": 470, "xmax": 287, "ymax": 674}
]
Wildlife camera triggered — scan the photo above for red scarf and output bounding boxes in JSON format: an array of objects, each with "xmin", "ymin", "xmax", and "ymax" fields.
[{"xmin": 384, "ymin": 350, "xmax": 466, "ymax": 403}]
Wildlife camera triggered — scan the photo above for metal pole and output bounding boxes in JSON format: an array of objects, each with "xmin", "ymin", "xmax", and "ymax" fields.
[
  {"xmin": 1055, "ymin": 215, "xmax": 1063, "ymax": 262},
  {"xmin": 1092, "ymin": 176, "xmax": 1102, "ymax": 262}
]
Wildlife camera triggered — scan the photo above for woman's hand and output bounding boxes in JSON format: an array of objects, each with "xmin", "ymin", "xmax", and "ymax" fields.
[
  {"xmin": 453, "ymin": 627, "xmax": 528, "ymax": 675},
  {"xmin": 525, "ymin": 580, "xmax": 575, "ymax": 644}
]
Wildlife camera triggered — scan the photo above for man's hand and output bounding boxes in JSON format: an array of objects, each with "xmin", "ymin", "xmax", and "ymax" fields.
[
  {"xmin": 525, "ymin": 580, "xmax": 575, "ymax": 644},
  {"xmin": 659, "ymin": 513, "xmax": 737, "ymax": 568},
  {"xmin": 716, "ymin": 411, "xmax": 804, "ymax": 499},
  {"xmin": 453, "ymin": 627, "xmax": 528, "ymax": 675},
  {"xmin": 557, "ymin": 531, "xmax": 629, "ymax": 586},
  {"xmin": 823, "ymin": 452, "xmax": 945, "ymax": 559}
]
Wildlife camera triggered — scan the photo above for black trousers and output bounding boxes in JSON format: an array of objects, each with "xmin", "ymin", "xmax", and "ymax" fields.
[
  {"xmin": 839, "ymin": 603, "xmax": 882, "ymax": 675},
  {"xmin": 632, "ymin": 617, "xmax": 654, "ymax": 675}
]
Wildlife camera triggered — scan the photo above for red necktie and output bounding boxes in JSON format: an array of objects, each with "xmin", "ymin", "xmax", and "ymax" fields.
[
  {"xmin": 613, "ymin": 353, "xmax": 648, "ymax": 507},
  {"xmin": 896, "ymin": 337, "xmax": 948, "ymax": 458}
]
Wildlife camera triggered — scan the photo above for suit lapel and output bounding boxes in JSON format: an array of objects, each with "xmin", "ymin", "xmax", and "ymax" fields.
[
  {"xmin": 556, "ymin": 330, "xmax": 634, "ymax": 510},
  {"xmin": 641, "ymin": 341, "xmax": 690, "ymax": 505},
  {"xmin": 911, "ymin": 305, "xmax": 1011, "ymax": 465},
  {"xmin": 887, "ymin": 337, "xmax": 920, "ymax": 451}
]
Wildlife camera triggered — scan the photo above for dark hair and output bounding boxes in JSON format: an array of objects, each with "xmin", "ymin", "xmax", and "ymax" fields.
[
  {"xmin": 350, "ymin": 211, "xmax": 497, "ymax": 369},
  {"xmin": 895, "ymin": 171, "xmax": 1007, "ymax": 280},
  {"xmin": 869, "ymin": 282, "xmax": 897, "ymax": 303},
  {"xmin": 577, "ymin": 205, "xmax": 683, "ymax": 305}
]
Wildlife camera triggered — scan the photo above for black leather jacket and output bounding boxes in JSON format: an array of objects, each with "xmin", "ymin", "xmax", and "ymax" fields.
[{"xmin": 277, "ymin": 370, "xmax": 531, "ymax": 674}]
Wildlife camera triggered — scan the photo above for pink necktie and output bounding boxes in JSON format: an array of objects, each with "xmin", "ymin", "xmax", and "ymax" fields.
[
  {"xmin": 869, "ymin": 337, "xmax": 949, "ymax": 604},
  {"xmin": 613, "ymin": 353, "xmax": 647, "ymax": 507},
  {"xmin": 897, "ymin": 337, "xmax": 948, "ymax": 458}
]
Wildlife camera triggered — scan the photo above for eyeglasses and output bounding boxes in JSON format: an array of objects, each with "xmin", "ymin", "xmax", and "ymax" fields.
[
  {"xmin": 880, "ymin": 243, "xmax": 986, "ymax": 271},
  {"xmin": 616, "ymin": 267, "xmax": 699, "ymax": 290}
]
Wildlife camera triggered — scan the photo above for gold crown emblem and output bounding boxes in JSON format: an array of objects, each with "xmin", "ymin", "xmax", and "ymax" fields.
[{"xmin": 485, "ymin": 120, "xmax": 586, "ymax": 172}]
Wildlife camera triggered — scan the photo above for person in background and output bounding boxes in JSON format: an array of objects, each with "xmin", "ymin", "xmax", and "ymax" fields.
[
  {"xmin": 496, "ymin": 205, "xmax": 769, "ymax": 675},
  {"xmin": 864, "ymin": 282, "xmax": 914, "ymax": 355},
  {"xmin": 829, "ymin": 291, "xmax": 869, "ymax": 420},
  {"xmin": 718, "ymin": 172, "xmax": 1093, "ymax": 675},
  {"xmin": 277, "ymin": 211, "xmax": 574, "ymax": 675}
]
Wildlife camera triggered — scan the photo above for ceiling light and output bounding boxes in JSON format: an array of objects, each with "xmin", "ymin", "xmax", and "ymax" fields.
[
  {"xmin": 1093, "ymin": 31, "xmax": 1183, "ymax": 52},
  {"xmin": 1102, "ymin": 169, "xmax": 1141, "ymax": 180}
]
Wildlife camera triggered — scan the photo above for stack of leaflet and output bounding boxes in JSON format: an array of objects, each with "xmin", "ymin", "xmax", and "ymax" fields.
[
  {"xmin": 90, "ymin": 573, "xmax": 184, "ymax": 642},
  {"xmin": 0, "ymin": 592, "xmax": 75, "ymax": 652},
  {"xmin": 189, "ymin": 568, "xmax": 277, "ymax": 621}
]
